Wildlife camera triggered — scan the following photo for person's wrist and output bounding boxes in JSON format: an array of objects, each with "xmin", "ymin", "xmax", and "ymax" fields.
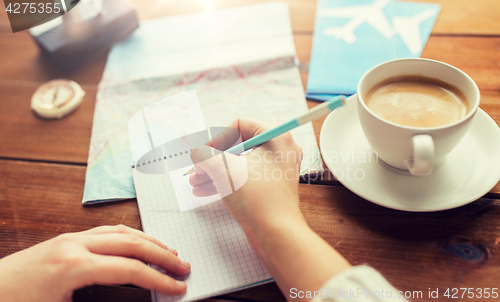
[
  {"xmin": 241, "ymin": 203, "xmax": 310, "ymax": 259},
  {"xmin": 239, "ymin": 192, "xmax": 304, "ymax": 235}
]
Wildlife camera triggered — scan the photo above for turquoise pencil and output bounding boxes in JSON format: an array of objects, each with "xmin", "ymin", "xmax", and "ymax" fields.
[{"xmin": 184, "ymin": 95, "xmax": 345, "ymax": 176}]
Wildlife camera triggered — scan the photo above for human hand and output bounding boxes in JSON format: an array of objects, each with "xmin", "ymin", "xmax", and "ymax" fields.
[
  {"xmin": 0, "ymin": 225, "xmax": 190, "ymax": 302},
  {"xmin": 189, "ymin": 118, "xmax": 306, "ymax": 236},
  {"xmin": 189, "ymin": 118, "xmax": 351, "ymax": 301}
]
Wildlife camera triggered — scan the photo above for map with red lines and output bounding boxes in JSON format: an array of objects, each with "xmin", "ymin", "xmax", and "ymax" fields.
[{"xmin": 82, "ymin": 2, "xmax": 322, "ymax": 204}]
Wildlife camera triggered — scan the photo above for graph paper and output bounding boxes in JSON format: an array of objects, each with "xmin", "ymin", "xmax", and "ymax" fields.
[{"xmin": 132, "ymin": 166, "xmax": 273, "ymax": 302}]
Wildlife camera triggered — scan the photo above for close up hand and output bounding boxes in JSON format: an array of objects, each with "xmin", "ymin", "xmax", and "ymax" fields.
[
  {"xmin": 189, "ymin": 117, "xmax": 305, "ymax": 234},
  {"xmin": 0, "ymin": 225, "xmax": 190, "ymax": 302},
  {"xmin": 189, "ymin": 118, "xmax": 351, "ymax": 301}
]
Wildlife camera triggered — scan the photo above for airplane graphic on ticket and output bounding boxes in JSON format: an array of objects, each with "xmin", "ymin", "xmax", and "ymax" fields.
[{"xmin": 318, "ymin": 0, "xmax": 438, "ymax": 55}]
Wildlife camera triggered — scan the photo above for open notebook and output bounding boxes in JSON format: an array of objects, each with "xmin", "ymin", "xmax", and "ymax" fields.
[
  {"xmin": 130, "ymin": 89, "xmax": 273, "ymax": 300},
  {"xmin": 132, "ymin": 168, "xmax": 273, "ymax": 302}
]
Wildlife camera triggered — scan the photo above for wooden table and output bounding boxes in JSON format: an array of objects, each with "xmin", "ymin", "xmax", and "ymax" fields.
[{"xmin": 1, "ymin": 1, "xmax": 499, "ymax": 301}]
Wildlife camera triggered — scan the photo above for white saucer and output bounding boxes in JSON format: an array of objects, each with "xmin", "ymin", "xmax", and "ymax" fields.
[{"xmin": 319, "ymin": 95, "xmax": 500, "ymax": 212}]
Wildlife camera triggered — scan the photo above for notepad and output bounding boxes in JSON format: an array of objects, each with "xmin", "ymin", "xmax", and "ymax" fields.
[
  {"xmin": 130, "ymin": 89, "xmax": 272, "ymax": 300},
  {"xmin": 132, "ymin": 168, "xmax": 272, "ymax": 302}
]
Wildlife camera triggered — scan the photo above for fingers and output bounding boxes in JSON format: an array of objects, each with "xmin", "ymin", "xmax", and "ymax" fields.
[
  {"xmin": 227, "ymin": 118, "xmax": 301, "ymax": 155},
  {"xmin": 190, "ymin": 145, "xmax": 228, "ymax": 180},
  {"xmin": 207, "ymin": 126, "xmax": 243, "ymax": 152},
  {"xmin": 190, "ymin": 118, "xmax": 274, "ymax": 166},
  {"xmin": 84, "ymin": 233, "xmax": 190, "ymax": 276},
  {"xmin": 188, "ymin": 118, "xmax": 303, "ymax": 194},
  {"xmin": 190, "ymin": 145, "xmax": 212, "ymax": 175},
  {"xmin": 189, "ymin": 173, "xmax": 211, "ymax": 186},
  {"xmin": 227, "ymin": 118, "xmax": 275, "ymax": 142},
  {"xmin": 190, "ymin": 118, "xmax": 296, "ymax": 172},
  {"xmin": 190, "ymin": 147, "xmax": 236, "ymax": 197},
  {"xmin": 190, "ymin": 127, "xmax": 242, "ymax": 171},
  {"xmin": 80, "ymin": 225, "xmax": 177, "ymax": 256},
  {"xmin": 87, "ymin": 255, "xmax": 187, "ymax": 296},
  {"xmin": 189, "ymin": 151, "xmax": 248, "ymax": 197},
  {"xmin": 192, "ymin": 181, "xmax": 218, "ymax": 197}
]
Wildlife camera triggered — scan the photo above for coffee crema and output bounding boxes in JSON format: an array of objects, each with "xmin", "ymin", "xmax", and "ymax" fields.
[{"xmin": 364, "ymin": 75, "xmax": 469, "ymax": 128}]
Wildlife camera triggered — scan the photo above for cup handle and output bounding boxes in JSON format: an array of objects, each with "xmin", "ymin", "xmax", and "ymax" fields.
[{"xmin": 405, "ymin": 134, "xmax": 434, "ymax": 176}]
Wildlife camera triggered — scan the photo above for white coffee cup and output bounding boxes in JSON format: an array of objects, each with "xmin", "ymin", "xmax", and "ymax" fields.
[{"xmin": 356, "ymin": 58, "xmax": 480, "ymax": 176}]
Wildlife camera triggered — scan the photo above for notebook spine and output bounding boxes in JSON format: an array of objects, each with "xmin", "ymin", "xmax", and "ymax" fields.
[{"xmin": 131, "ymin": 148, "xmax": 193, "ymax": 169}]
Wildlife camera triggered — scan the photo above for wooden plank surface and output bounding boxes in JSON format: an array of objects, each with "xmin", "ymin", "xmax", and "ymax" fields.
[
  {"xmin": 0, "ymin": 84, "xmax": 96, "ymax": 163},
  {"xmin": 301, "ymin": 186, "xmax": 500, "ymax": 301},
  {"xmin": 1, "ymin": 0, "xmax": 500, "ymax": 301},
  {"xmin": 1, "ymin": 159, "xmax": 500, "ymax": 302},
  {"xmin": 130, "ymin": 0, "xmax": 500, "ymax": 35},
  {"xmin": 0, "ymin": 31, "xmax": 107, "ymax": 85},
  {"xmin": 415, "ymin": 0, "xmax": 500, "ymax": 35},
  {"xmin": 2, "ymin": 0, "xmax": 500, "ymax": 35},
  {"xmin": 0, "ymin": 2, "xmax": 499, "ymax": 166}
]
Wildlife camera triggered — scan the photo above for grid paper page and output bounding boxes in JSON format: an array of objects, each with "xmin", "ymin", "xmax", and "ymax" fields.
[{"xmin": 132, "ymin": 167, "xmax": 272, "ymax": 302}]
